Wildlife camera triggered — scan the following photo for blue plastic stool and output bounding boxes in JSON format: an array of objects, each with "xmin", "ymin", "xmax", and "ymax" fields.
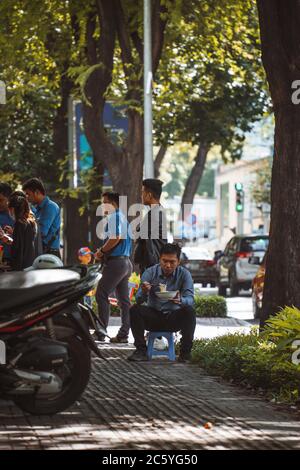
[{"xmin": 147, "ymin": 331, "xmax": 176, "ymax": 361}]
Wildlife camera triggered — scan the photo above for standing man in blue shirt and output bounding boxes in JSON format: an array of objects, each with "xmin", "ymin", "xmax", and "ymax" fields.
[
  {"xmin": 95, "ymin": 192, "xmax": 132, "ymax": 343},
  {"xmin": 0, "ymin": 183, "xmax": 14, "ymax": 262},
  {"xmin": 128, "ymin": 243, "xmax": 196, "ymax": 363},
  {"xmin": 22, "ymin": 178, "xmax": 61, "ymax": 258}
]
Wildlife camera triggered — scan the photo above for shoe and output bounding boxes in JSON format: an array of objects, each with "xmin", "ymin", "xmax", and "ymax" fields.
[
  {"xmin": 177, "ymin": 353, "xmax": 191, "ymax": 363},
  {"xmin": 110, "ymin": 335, "xmax": 128, "ymax": 344},
  {"xmin": 127, "ymin": 350, "xmax": 148, "ymax": 362}
]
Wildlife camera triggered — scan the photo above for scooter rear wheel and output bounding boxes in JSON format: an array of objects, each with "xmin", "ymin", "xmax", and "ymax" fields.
[{"xmin": 14, "ymin": 334, "xmax": 91, "ymax": 415}]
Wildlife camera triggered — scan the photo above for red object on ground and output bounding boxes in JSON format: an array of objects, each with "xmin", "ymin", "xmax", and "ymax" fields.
[{"xmin": 204, "ymin": 422, "xmax": 213, "ymax": 429}]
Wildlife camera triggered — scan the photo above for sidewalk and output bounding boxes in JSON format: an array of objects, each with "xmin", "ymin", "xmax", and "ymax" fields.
[
  {"xmin": 0, "ymin": 343, "xmax": 299, "ymax": 450},
  {"xmin": 107, "ymin": 316, "xmax": 253, "ymax": 342}
]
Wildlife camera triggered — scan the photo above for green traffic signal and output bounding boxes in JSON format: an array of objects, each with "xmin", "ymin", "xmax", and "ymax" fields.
[
  {"xmin": 235, "ymin": 185, "xmax": 244, "ymax": 212},
  {"xmin": 235, "ymin": 182, "xmax": 243, "ymax": 191},
  {"xmin": 236, "ymin": 201, "xmax": 243, "ymax": 212}
]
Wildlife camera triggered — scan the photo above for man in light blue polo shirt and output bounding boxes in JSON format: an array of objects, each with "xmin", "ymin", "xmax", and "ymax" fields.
[
  {"xmin": 22, "ymin": 178, "xmax": 61, "ymax": 258},
  {"xmin": 128, "ymin": 243, "xmax": 196, "ymax": 363},
  {"xmin": 95, "ymin": 192, "xmax": 132, "ymax": 343}
]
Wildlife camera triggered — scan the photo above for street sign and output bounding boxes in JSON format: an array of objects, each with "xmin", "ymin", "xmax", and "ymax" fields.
[{"xmin": 0, "ymin": 81, "xmax": 6, "ymax": 104}]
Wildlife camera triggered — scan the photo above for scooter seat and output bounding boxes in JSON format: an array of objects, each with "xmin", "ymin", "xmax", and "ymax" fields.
[{"xmin": 0, "ymin": 269, "xmax": 81, "ymax": 313}]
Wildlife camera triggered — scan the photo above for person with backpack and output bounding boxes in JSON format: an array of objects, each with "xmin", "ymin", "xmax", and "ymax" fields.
[
  {"xmin": 133, "ymin": 179, "xmax": 168, "ymax": 274},
  {"xmin": 22, "ymin": 178, "xmax": 61, "ymax": 259}
]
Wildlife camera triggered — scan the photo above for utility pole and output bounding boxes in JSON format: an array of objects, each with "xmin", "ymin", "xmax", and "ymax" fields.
[
  {"xmin": 237, "ymin": 211, "xmax": 243, "ymax": 235},
  {"xmin": 144, "ymin": 0, "xmax": 154, "ymax": 178},
  {"xmin": 0, "ymin": 81, "xmax": 6, "ymax": 104},
  {"xmin": 68, "ymin": 97, "xmax": 77, "ymax": 189}
]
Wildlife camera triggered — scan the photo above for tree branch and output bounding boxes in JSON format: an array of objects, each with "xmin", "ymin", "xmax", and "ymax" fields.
[
  {"xmin": 152, "ymin": 0, "xmax": 168, "ymax": 75},
  {"xmin": 114, "ymin": 0, "xmax": 133, "ymax": 73},
  {"xmin": 130, "ymin": 31, "xmax": 143, "ymax": 61},
  {"xmin": 70, "ymin": 13, "xmax": 80, "ymax": 47},
  {"xmin": 83, "ymin": 0, "xmax": 116, "ymax": 102},
  {"xmin": 180, "ymin": 143, "xmax": 209, "ymax": 214},
  {"xmin": 82, "ymin": 0, "xmax": 118, "ymax": 169},
  {"xmin": 154, "ymin": 144, "xmax": 167, "ymax": 178},
  {"xmin": 85, "ymin": 12, "xmax": 98, "ymax": 65}
]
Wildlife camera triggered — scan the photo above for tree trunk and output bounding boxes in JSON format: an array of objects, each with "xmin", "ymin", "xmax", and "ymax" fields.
[
  {"xmin": 89, "ymin": 161, "xmax": 105, "ymax": 251},
  {"xmin": 52, "ymin": 75, "xmax": 73, "ymax": 179},
  {"xmin": 81, "ymin": 0, "xmax": 168, "ymax": 217},
  {"xmin": 63, "ymin": 196, "xmax": 90, "ymax": 264},
  {"xmin": 154, "ymin": 145, "xmax": 167, "ymax": 178},
  {"xmin": 83, "ymin": 83, "xmax": 144, "ymax": 210},
  {"xmin": 257, "ymin": 0, "xmax": 300, "ymax": 326},
  {"xmin": 52, "ymin": 73, "xmax": 90, "ymax": 264},
  {"xmin": 180, "ymin": 144, "xmax": 208, "ymax": 217},
  {"xmin": 111, "ymin": 111, "xmax": 144, "ymax": 208}
]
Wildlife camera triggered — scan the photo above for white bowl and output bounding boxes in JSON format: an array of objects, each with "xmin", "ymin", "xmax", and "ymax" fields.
[{"xmin": 155, "ymin": 291, "xmax": 178, "ymax": 300}]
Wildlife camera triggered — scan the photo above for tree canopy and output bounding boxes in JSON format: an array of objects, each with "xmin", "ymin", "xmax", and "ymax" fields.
[{"xmin": 0, "ymin": 0, "xmax": 269, "ymax": 201}]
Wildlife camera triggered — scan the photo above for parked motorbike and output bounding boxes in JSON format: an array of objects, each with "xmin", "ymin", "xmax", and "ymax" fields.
[{"xmin": 0, "ymin": 264, "xmax": 104, "ymax": 415}]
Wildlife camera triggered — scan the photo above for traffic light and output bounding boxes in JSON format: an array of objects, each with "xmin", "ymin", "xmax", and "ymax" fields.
[{"xmin": 235, "ymin": 183, "xmax": 244, "ymax": 212}]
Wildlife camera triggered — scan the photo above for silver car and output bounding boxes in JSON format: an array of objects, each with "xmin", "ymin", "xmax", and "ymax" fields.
[
  {"xmin": 181, "ymin": 247, "xmax": 218, "ymax": 286},
  {"xmin": 217, "ymin": 235, "xmax": 269, "ymax": 296}
]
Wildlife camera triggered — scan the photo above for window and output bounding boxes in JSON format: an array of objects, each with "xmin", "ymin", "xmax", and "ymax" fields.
[{"xmin": 240, "ymin": 237, "xmax": 269, "ymax": 253}]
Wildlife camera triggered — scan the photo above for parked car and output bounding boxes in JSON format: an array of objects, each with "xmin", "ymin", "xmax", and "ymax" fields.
[
  {"xmin": 252, "ymin": 253, "xmax": 266, "ymax": 319},
  {"xmin": 181, "ymin": 246, "xmax": 218, "ymax": 286},
  {"xmin": 216, "ymin": 235, "xmax": 269, "ymax": 297}
]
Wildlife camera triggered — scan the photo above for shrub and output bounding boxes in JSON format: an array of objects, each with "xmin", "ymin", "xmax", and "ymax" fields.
[
  {"xmin": 194, "ymin": 293, "xmax": 227, "ymax": 317},
  {"xmin": 263, "ymin": 306, "xmax": 300, "ymax": 349},
  {"xmin": 192, "ymin": 331, "xmax": 259, "ymax": 380},
  {"xmin": 191, "ymin": 315, "xmax": 300, "ymax": 404}
]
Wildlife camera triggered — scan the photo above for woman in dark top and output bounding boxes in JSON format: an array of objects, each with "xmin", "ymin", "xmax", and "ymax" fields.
[{"xmin": 7, "ymin": 193, "xmax": 36, "ymax": 270}]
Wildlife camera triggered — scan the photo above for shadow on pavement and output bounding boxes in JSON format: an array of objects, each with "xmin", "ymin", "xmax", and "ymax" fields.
[{"xmin": 0, "ymin": 347, "xmax": 299, "ymax": 450}]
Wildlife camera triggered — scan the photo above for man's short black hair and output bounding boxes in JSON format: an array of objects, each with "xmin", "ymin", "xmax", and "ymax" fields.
[
  {"xmin": 160, "ymin": 243, "xmax": 182, "ymax": 259},
  {"xmin": 102, "ymin": 191, "xmax": 120, "ymax": 207},
  {"xmin": 22, "ymin": 178, "xmax": 46, "ymax": 195},
  {"xmin": 143, "ymin": 178, "xmax": 163, "ymax": 200},
  {"xmin": 0, "ymin": 182, "xmax": 13, "ymax": 198}
]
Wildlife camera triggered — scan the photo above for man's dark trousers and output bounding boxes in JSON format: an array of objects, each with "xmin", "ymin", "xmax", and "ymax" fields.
[
  {"xmin": 96, "ymin": 257, "xmax": 132, "ymax": 338},
  {"xmin": 130, "ymin": 304, "xmax": 196, "ymax": 355}
]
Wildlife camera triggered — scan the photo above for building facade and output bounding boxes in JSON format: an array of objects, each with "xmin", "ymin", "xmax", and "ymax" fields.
[{"xmin": 215, "ymin": 157, "xmax": 271, "ymax": 248}]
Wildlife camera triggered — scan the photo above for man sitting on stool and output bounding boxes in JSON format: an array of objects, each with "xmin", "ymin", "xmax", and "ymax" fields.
[{"xmin": 128, "ymin": 243, "xmax": 196, "ymax": 362}]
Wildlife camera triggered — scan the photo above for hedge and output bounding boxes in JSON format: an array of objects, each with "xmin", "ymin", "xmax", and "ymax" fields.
[
  {"xmin": 194, "ymin": 293, "xmax": 227, "ymax": 317},
  {"xmin": 191, "ymin": 306, "xmax": 300, "ymax": 404}
]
